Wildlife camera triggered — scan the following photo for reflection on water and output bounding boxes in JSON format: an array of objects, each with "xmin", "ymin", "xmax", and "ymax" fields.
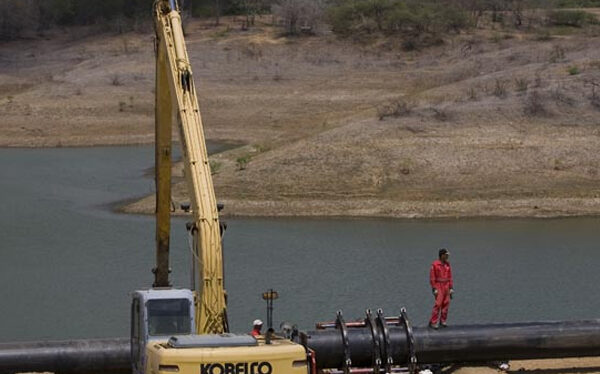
[{"xmin": 1, "ymin": 146, "xmax": 599, "ymax": 341}]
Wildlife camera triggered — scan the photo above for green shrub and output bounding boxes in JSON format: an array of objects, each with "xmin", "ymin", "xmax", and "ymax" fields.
[
  {"xmin": 384, "ymin": 4, "xmax": 415, "ymax": 33},
  {"xmin": 209, "ymin": 160, "xmax": 222, "ymax": 175},
  {"xmin": 515, "ymin": 78, "xmax": 529, "ymax": 92},
  {"xmin": 329, "ymin": 0, "xmax": 470, "ymax": 39},
  {"xmin": 441, "ymin": 5, "xmax": 470, "ymax": 33},
  {"xmin": 192, "ymin": 5, "xmax": 215, "ymax": 18},
  {"xmin": 568, "ymin": 66, "xmax": 580, "ymax": 75},
  {"xmin": 328, "ymin": 2, "xmax": 357, "ymax": 35},
  {"xmin": 236, "ymin": 155, "xmax": 251, "ymax": 171},
  {"xmin": 548, "ymin": 10, "xmax": 591, "ymax": 27},
  {"xmin": 535, "ymin": 29, "xmax": 553, "ymax": 41},
  {"xmin": 555, "ymin": 0, "xmax": 600, "ymax": 7},
  {"xmin": 401, "ymin": 38, "xmax": 417, "ymax": 51}
]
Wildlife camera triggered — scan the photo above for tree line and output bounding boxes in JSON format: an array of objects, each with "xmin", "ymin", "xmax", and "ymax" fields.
[
  {"xmin": 0, "ymin": 0, "xmax": 257, "ymax": 39},
  {"xmin": 1, "ymin": 0, "xmax": 596, "ymax": 41}
]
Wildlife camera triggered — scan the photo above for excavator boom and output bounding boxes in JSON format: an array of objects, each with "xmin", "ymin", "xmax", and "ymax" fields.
[{"xmin": 153, "ymin": 0, "xmax": 226, "ymax": 334}]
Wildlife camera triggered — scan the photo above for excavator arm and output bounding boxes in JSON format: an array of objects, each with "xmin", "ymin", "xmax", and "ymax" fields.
[{"xmin": 153, "ymin": 0, "xmax": 227, "ymax": 335}]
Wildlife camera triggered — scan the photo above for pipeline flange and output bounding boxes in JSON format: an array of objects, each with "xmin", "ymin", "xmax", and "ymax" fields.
[
  {"xmin": 365, "ymin": 309, "xmax": 382, "ymax": 373},
  {"xmin": 376, "ymin": 309, "xmax": 394, "ymax": 373},
  {"xmin": 335, "ymin": 310, "xmax": 352, "ymax": 374},
  {"xmin": 399, "ymin": 308, "xmax": 417, "ymax": 374}
]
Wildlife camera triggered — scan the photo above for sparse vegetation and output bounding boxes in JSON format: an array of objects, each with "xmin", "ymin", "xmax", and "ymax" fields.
[
  {"xmin": 111, "ymin": 74, "xmax": 123, "ymax": 86},
  {"xmin": 328, "ymin": 0, "xmax": 470, "ymax": 46},
  {"xmin": 515, "ymin": 78, "xmax": 529, "ymax": 93},
  {"xmin": 272, "ymin": 0, "xmax": 324, "ymax": 36},
  {"xmin": 493, "ymin": 79, "xmax": 508, "ymax": 98},
  {"xmin": 236, "ymin": 155, "xmax": 252, "ymax": 170},
  {"xmin": 547, "ymin": 10, "xmax": 596, "ymax": 27},
  {"xmin": 584, "ymin": 77, "xmax": 600, "ymax": 108},
  {"xmin": 253, "ymin": 144, "xmax": 270, "ymax": 153},
  {"xmin": 534, "ymin": 72, "xmax": 544, "ymax": 88},
  {"xmin": 549, "ymin": 45, "xmax": 566, "ymax": 63},
  {"xmin": 551, "ymin": 86, "xmax": 576, "ymax": 106},
  {"xmin": 553, "ymin": 158, "xmax": 564, "ymax": 171},
  {"xmin": 535, "ymin": 29, "xmax": 553, "ymax": 41},
  {"xmin": 431, "ymin": 106, "xmax": 452, "ymax": 122},
  {"xmin": 377, "ymin": 100, "xmax": 412, "ymax": 120},
  {"xmin": 568, "ymin": 66, "xmax": 580, "ymax": 75},
  {"xmin": 467, "ymin": 86, "xmax": 478, "ymax": 101},
  {"xmin": 209, "ymin": 160, "xmax": 222, "ymax": 175},
  {"xmin": 490, "ymin": 33, "xmax": 513, "ymax": 43},
  {"xmin": 555, "ymin": 0, "xmax": 600, "ymax": 6},
  {"xmin": 524, "ymin": 91, "xmax": 547, "ymax": 116},
  {"xmin": 212, "ymin": 26, "xmax": 231, "ymax": 38}
]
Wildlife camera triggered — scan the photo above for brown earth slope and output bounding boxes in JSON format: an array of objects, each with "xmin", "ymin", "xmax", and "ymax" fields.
[{"xmin": 2, "ymin": 17, "xmax": 600, "ymax": 218}]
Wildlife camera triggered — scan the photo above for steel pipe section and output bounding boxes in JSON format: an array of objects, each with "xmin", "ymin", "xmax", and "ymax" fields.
[
  {"xmin": 2, "ymin": 319, "xmax": 600, "ymax": 373},
  {"xmin": 0, "ymin": 338, "xmax": 130, "ymax": 374},
  {"xmin": 302, "ymin": 320, "xmax": 600, "ymax": 369}
]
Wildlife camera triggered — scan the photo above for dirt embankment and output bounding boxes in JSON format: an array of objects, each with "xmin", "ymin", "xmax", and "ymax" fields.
[{"xmin": 2, "ymin": 17, "xmax": 600, "ymax": 219}]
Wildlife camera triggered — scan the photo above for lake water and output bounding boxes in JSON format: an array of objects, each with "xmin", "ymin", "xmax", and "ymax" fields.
[{"xmin": 1, "ymin": 146, "xmax": 599, "ymax": 342}]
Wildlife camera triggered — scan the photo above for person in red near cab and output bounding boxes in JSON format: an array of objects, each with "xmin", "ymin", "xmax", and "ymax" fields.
[
  {"xmin": 429, "ymin": 248, "xmax": 454, "ymax": 329},
  {"xmin": 250, "ymin": 319, "xmax": 263, "ymax": 337}
]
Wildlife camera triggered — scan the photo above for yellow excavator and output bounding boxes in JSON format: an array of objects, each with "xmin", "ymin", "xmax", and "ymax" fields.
[{"xmin": 130, "ymin": 1, "xmax": 311, "ymax": 373}]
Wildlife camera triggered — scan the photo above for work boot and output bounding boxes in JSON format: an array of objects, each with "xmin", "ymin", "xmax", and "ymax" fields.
[
  {"xmin": 440, "ymin": 322, "xmax": 448, "ymax": 328},
  {"xmin": 428, "ymin": 323, "xmax": 439, "ymax": 330}
]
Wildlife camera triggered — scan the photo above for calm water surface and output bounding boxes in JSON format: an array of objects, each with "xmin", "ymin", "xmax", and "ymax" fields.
[{"xmin": 1, "ymin": 146, "xmax": 599, "ymax": 341}]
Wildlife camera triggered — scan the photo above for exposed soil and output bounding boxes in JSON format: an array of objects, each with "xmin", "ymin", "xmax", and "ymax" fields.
[
  {"xmin": 14, "ymin": 357, "xmax": 600, "ymax": 374},
  {"xmin": 450, "ymin": 357, "xmax": 600, "ymax": 373},
  {"xmin": 2, "ymin": 16, "xmax": 600, "ymax": 220}
]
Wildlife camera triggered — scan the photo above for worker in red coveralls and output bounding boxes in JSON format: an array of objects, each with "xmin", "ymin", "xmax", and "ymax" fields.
[{"xmin": 429, "ymin": 248, "xmax": 454, "ymax": 329}]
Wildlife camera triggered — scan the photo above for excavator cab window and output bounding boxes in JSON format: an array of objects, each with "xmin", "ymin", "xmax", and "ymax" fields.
[{"xmin": 147, "ymin": 299, "xmax": 192, "ymax": 336}]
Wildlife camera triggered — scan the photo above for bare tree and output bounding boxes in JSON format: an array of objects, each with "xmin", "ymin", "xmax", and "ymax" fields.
[
  {"xmin": 272, "ymin": 0, "xmax": 323, "ymax": 35},
  {"xmin": 215, "ymin": 0, "xmax": 221, "ymax": 26},
  {"xmin": 236, "ymin": 0, "xmax": 271, "ymax": 28}
]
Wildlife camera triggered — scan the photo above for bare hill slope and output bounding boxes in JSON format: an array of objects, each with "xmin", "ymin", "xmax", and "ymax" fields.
[{"xmin": 2, "ymin": 17, "xmax": 600, "ymax": 218}]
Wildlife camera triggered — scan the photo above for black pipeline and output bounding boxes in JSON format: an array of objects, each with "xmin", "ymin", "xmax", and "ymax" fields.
[
  {"xmin": 2, "ymin": 314, "xmax": 600, "ymax": 374},
  {"xmin": 0, "ymin": 338, "xmax": 130, "ymax": 374},
  {"xmin": 300, "ymin": 309, "xmax": 600, "ymax": 371}
]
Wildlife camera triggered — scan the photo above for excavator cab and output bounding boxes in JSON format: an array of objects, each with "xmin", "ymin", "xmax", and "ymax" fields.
[{"xmin": 131, "ymin": 289, "xmax": 195, "ymax": 374}]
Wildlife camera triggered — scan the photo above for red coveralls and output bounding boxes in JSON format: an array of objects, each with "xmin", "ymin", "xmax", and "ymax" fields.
[{"xmin": 429, "ymin": 259, "xmax": 453, "ymax": 325}]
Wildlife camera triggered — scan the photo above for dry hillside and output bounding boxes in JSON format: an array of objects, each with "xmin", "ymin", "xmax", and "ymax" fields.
[{"xmin": 2, "ymin": 16, "xmax": 600, "ymax": 218}]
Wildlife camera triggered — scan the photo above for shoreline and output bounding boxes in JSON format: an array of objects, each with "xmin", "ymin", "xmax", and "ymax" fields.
[{"xmin": 117, "ymin": 195, "xmax": 600, "ymax": 220}]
